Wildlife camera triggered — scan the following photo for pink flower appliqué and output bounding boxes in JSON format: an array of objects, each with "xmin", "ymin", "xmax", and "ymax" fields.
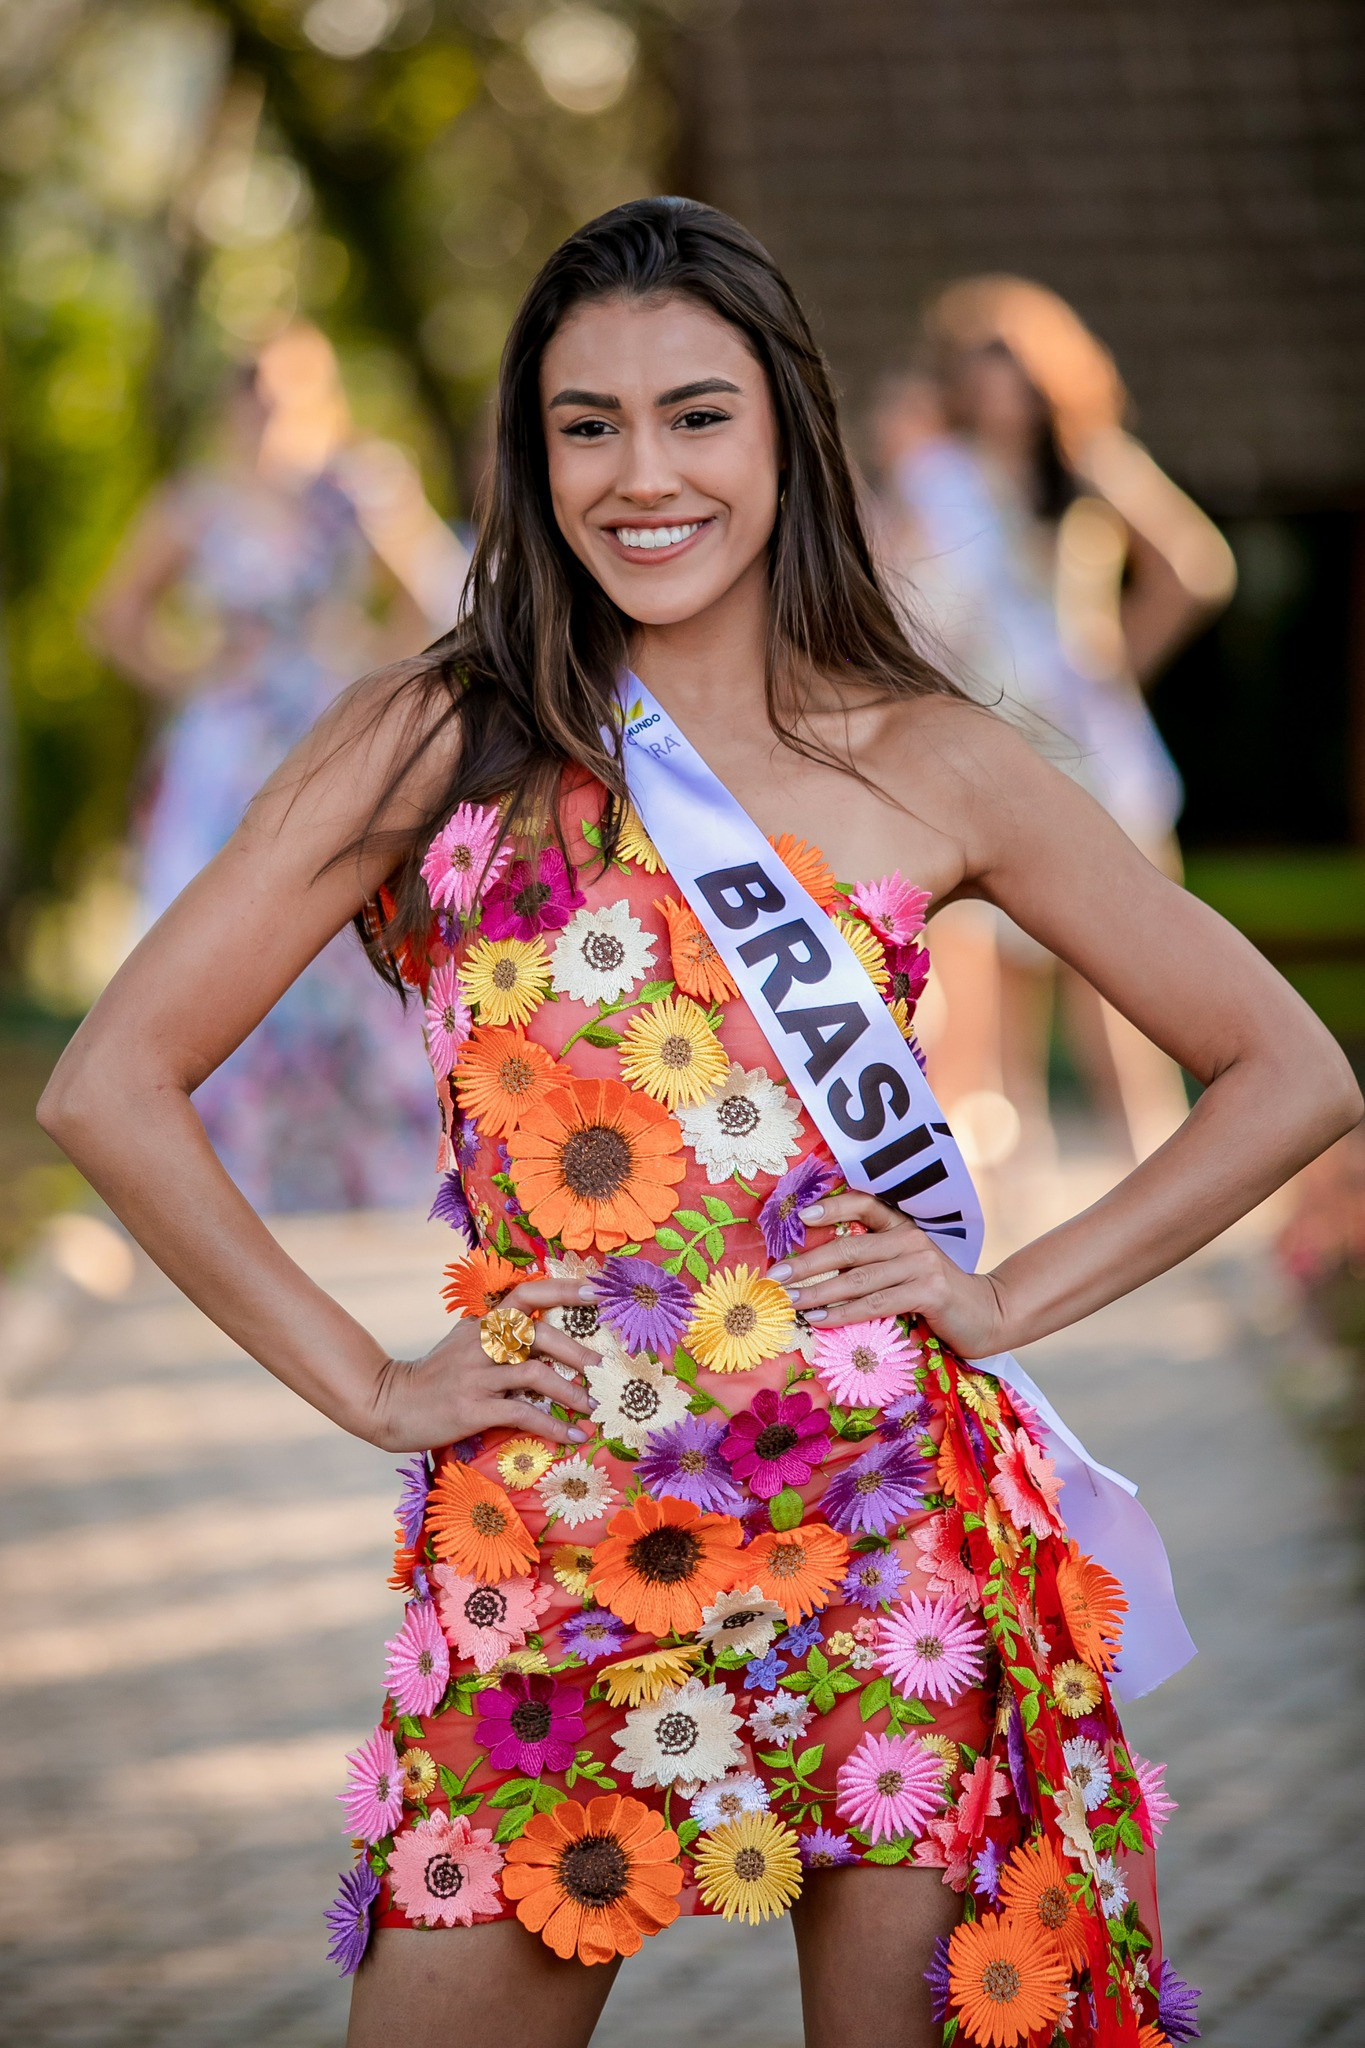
[
  {"xmin": 813, "ymin": 1318, "xmax": 921, "ymax": 1409},
  {"xmin": 911, "ymin": 1507, "xmax": 981, "ymax": 1609},
  {"xmin": 850, "ymin": 872, "xmax": 931, "ymax": 947},
  {"xmin": 876, "ymin": 1590, "xmax": 987, "ymax": 1705},
  {"xmin": 835, "ymin": 1729, "xmax": 944, "ymax": 1844},
  {"xmin": 480, "ymin": 845, "xmax": 585, "ymax": 941},
  {"xmin": 989, "ymin": 1426, "xmax": 1066, "ymax": 1539},
  {"xmin": 384, "ymin": 1597, "xmax": 450, "ymax": 1718},
  {"xmin": 386, "ymin": 1809, "xmax": 504, "ymax": 1927},
  {"xmin": 432, "ymin": 1563, "xmax": 553, "ymax": 1673},
  {"xmin": 424, "ymin": 960, "xmax": 472, "ymax": 1077},
  {"xmin": 721, "ymin": 1387, "xmax": 831, "ymax": 1500},
  {"xmin": 339, "ymin": 1724, "xmax": 405, "ymax": 1843},
  {"xmin": 420, "ymin": 804, "xmax": 511, "ymax": 917},
  {"xmin": 1131, "ymin": 1750, "xmax": 1177, "ymax": 1842}
]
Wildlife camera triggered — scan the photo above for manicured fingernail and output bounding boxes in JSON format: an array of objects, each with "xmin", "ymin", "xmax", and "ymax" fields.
[
  {"xmin": 769, "ymin": 1262, "xmax": 793, "ymax": 1282},
  {"xmin": 806, "ymin": 1307, "xmax": 827, "ymax": 1322},
  {"xmin": 587, "ymin": 1395, "xmax": 600, "ymax": 1411},
  {"xmin": 785, "ymin": 1287, "xmax": 801, "ymax": 1303},
  {"xmin": 799, "ymin": 1204, "xmax": 824, "ymax": 1222},
  {"xmin": 578, "ymin": 1284, "xmax": 599, "ymax": 1300},
  {"xmin": 568, "ymin": 1427, "xmax": 587, "ymax": 1441}
]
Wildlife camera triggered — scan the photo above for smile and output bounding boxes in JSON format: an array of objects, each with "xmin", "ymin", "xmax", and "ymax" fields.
[{"xmin": 606, "ymin": 520, "xmax": 710, "ymax": 556}]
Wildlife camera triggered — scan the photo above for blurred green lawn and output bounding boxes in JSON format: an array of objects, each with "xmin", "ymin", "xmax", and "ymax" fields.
[{"xmin": 1184, "ymin": 850, "xmax": 1365, "ymax": 1053}]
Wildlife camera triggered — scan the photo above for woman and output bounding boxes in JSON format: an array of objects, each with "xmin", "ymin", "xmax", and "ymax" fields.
[
  {"xmin": 88, "ymin": 322, "xmax": 467, "ymax": 1211},
  {"xmin": 882, "ymin": 280, "xmax": 1237, "ymax": 1170},
  {"xmin": 41, "ymin": 202, "xmax": 1358, "ymax": 2047}
]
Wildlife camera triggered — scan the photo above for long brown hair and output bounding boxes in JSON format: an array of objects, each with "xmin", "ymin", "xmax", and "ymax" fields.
[{"xmin": 354, "ymin": 196, "xmax": 966, "ymax": 988}]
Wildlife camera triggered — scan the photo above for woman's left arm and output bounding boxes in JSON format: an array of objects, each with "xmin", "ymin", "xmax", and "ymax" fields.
[{"xmin": 769, "ymin": 710, "xmax": 1362, "ymax": 1356}]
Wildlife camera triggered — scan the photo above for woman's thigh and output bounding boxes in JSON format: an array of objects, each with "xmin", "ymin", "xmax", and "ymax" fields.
[
  {"xmin": 792, "ymin": 1865, "xmax": 961, "ymax": 2048},
  {"xmin": 346, "ymin": 1923, "xmax": 621, "ymax": 2048}
]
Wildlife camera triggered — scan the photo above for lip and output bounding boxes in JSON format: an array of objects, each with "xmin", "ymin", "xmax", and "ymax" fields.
[{"xmin": 599, "ymin": 516, "xmax": 715, "ymax": 564}]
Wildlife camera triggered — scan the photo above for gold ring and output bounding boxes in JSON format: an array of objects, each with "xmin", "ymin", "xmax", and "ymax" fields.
[{"xmin": 478, "ymin": 1306, "xmax": 536, "ymax": 1365}]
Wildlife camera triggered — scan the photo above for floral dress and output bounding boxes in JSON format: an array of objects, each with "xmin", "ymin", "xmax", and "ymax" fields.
[{"xmin": 327, "ymin": 770, "xmax": 1198, "ymax": 2048}]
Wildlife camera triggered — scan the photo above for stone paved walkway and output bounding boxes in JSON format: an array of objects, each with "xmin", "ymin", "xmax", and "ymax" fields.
[{"xmin": 2, "ymin": 1195, "xmax": 1363, "ymax": 2047}]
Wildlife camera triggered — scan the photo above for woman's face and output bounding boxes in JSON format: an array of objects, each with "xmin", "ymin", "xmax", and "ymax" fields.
[
  {"xmin": 538, "ymin": 292, "xmax": 781, "ymax": 628},
  {"xmin": 956, "ymin": 344, "xmax": 1047, "ymax": 450}
]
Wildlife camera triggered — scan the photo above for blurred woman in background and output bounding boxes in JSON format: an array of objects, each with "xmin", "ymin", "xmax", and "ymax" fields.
[
  {"xmin": 89, "ymin": 322, "xmax": 468, "ymax": 1212},
  {"xmin": 873, "ymin": 279, "xmax": 1237, "ymax": 1173}
]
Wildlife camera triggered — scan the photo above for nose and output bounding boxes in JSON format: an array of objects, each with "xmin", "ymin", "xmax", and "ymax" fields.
[{"xmin": 614, "ymin": 422, "xmax": 682, "ymax": 508}]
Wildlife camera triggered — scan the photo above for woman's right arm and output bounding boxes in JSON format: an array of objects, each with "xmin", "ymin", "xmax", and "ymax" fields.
[{"xmin": 37, "ymin": 673, "xmax": 596, "ymax": 1453}]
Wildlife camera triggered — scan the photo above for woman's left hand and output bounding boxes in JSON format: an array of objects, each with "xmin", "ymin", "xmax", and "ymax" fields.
[{"xmin": 767, "ymin": 1191, "xmax": 1010, "ymax": 1362}]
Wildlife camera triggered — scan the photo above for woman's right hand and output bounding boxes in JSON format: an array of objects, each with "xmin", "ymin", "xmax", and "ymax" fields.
[{"xmin": 365, "ymin": 1274, "xmax": 601, "ymax": 1454}]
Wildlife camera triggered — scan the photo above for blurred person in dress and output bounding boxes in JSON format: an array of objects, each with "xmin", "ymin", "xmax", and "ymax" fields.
[
  {"xmin": 869, "ymin": 279, "xmax": 1237, "ymax": 1172},
  {"xmin": 88, "ymin": 322, "xmax": 470, "ymax": 1213}
]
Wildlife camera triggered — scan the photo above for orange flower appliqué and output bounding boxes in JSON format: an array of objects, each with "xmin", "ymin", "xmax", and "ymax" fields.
[
  {"xmin": 1054, "ymin": 1544, "xmax": 1127, "ymax": 1673},
  {"xmin": 441, "ymin": 1246, "xmax": 527, "ymax": 1318},
  {"xmin": 454, "ymin": 1025, "xmax": 566, "ymax": 1137},
  {"xmin": 508, "ymin": 1075, "xmax": 686, "ymax": 1253},
  {"xmin": 589, "ymin": 1495, "xmax": 745, "ymax": 1637},
  {"xmin": 768, "ymin": 834, "xmax": 840, "ymax": 910},
  {"xmin": 995, "ymin": 1835, "xmax": 1090, "ymax": 1972},
  {"xmin": 501, "ymin": 1792, "xmax": 683, "ymax": 1964},
  {"xmin": 426, "ymin": 1460, "xmax": 538, "ymax": 1582},
  {"xmin": 742, "ymin": 1522, "xmax": 850, "ymax": 1623},
  {"xmin": 654, "ymin": 896, "xmax": 738, "ymax": 1003},
  {"xmin": 947, "ymin": 1910, "xmax": 1069, "ymax": 2047}
]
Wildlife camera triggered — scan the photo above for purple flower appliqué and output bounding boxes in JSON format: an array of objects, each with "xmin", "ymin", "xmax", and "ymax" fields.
[
  {"xmin": 800, "ymin": 1827, "xmax": 860, "ymax": 1869},
  {"xmin": 744, "ymin": 1648, "xmax": 785, "ymax": 1692},
  {"xmin": 783, "ymin": 1615, "xmax": 824, "ymax": 1656},
  {"xmin": 637, "ymin": 1415, "xmax": 744, "ymax": 1514},
  {"xmin": 325, "ymin": 1860, "xmax": 380, "ymax": 1975},
  {"xmin": 596, "ymin": 1255, "xmax": 693, "ymax": 1356},
  {"xmin": 1006, "ymin": 1698, "xmax": 1035, "ymax": 1819},
  {"xmin": 972, "ymin": 1838, "xmax": 1004, "ymax": 1901},
  {"xmin": 924, "ymin": 1932, "xmax": 952, "ymax": 2023},
  {"xmin": 721, "ymin": 1387, "xmax": 830, "ymax": 1501},
  {"xmin": 839, "ymin": 1547, "xmax": 909, "ymax": 1609},
  {"xmin": 456, "ymin": 1118, "xmax": 481, "ymax": 1173},
  {"xmin": 560, "ymin": 1609, "xmax": 629, "ymax": 1664},
  {"xmin": 821, "ymin": 1437, "xmax": 929, "ymax": 1537},
  {"xmin": 394, "ymin": 1454, "xmax": 431, "ymax": 1550},
  {"xmin": 1157, "ymin": 1960, "xmax": 1202, "ymax": 2044},
  {"xmin": 879, "ymin": 1390, "xmax": 930, "ymax": 1444},
  {"xmin": 480, "ymin": 846, "xmax": 584, "ymax": 941},
  {"xmin": 759, "ymin": 1156, "xmax": 840, "ymax": 1262},
  {"xmin": 475, "ymin": 1673, "xmax": 585, "ymax": 1776},
  {"xmin": 429, "ymin": 1171, "xmax": 474, "ymax": 1242}
]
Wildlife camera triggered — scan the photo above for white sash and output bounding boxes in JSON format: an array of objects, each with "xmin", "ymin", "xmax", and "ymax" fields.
[{"xmin": 615, "ymin": 673, "xmax": 1195, "ymax": 1700}]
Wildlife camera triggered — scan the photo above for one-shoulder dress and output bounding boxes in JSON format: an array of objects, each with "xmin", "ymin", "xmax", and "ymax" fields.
[{"xmin": 327, "ymin": 772, "xmax": 1196, "ymax": 2048}]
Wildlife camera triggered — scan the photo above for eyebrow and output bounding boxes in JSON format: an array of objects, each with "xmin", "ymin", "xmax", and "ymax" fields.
[{"xmin": 546, "ymin": 377, "xmax": 743, "ymax": 411}]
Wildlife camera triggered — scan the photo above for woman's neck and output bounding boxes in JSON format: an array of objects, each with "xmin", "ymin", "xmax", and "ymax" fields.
[{"xmin": 628, "ymin": 551, "xmax": 771, "ymax": 729}]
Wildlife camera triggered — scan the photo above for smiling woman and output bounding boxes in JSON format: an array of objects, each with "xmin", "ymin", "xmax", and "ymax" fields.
[{"xmin": 35, "ymin": 198, "xmax": 1361, "ymax": 2048}]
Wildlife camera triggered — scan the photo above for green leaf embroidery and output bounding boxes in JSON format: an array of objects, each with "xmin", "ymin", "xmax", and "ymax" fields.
[
  {"xmin": 703, "ymin": 1228, "xmax": 726, "ymax": 1261},
  {"xmin": 768, "ymin": 1487, "xmax": 805, "ymax": 1531},
  {"xmin": 636, "ymin": 979, "xmax": 676, "ymax": 1003},
  {"xmin": 579, "ymin": 1022, "xmax": 624, "ymax": 1049},
  {"xmin": 492, "ymin": 1802, "xmax": 536, "ymax": 1844},
  {"xmin": 485, "ymin": 1777, "xmax": 539, "ymax": 1809},
  {"xmin": 683, "ymin": 1247, "xmax": 709, "ymax": 1282},
  {"xmin": 1020, "ymin": 1690, "xmax": 1040, "ymax": 1732},
  {"xmin": 701, "ymin": 1195, "xmax": 737, "ymax": 1224},
  {"xmin": 859, "ymin": 1676, "xmax": 892, "ymax": 1721},
  {"xmin": 447, "ymin": 1792, "xmax": 483, "ymax": 1818},
  {"xmin": 672, "ymin": 1350, "xmax": 699, "ymax": 1386},
  {"xmin": 687, "ymin": 1389, "xmax": 719, "ymax": 1415},
  {"xmin": 672, "ymin": 1209, "xmax": 709, "ymax": 1234},
  {"xmin": 794, "ymin": 1744, "xmax": 825, "ymax": 1781},
  {"xmin": 654, "ymin": 1226, "xmax": 686, "ymax": 1252},
  {"xmin": 397, "ymin": 1716, "xmax": 425, "ymax": 1740},
  {"xmin": 808, "ymin": 1682, "xmax": 836, "ymax": 1714},
  {"xmin": 676, "ymin": 1817, "xmax": 702, "ymax": 1848}
]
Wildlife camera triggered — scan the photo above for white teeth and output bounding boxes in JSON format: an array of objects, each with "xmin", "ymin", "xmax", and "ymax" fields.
[{"xmin": 613, "ymin": 522, "xmax": 703, "ymax": 551}]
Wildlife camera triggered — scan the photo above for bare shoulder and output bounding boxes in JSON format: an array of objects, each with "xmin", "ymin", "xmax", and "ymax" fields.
[{"xmin": 864, "ymin": 692, "xmax": 1058, "ymax": 863}]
